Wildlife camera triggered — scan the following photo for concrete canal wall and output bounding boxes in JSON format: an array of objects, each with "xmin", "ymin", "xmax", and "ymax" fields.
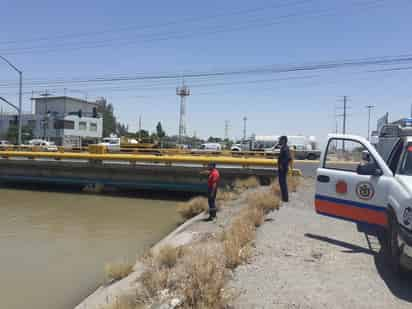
[{"xmin": 0, "ymin": 160, "xmax": 276, "ymax": 193}]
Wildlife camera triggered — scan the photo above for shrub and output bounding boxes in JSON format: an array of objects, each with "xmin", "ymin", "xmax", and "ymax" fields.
[
  {"xmin": 156, "ymin": 245, "xmax": 179, "ymax": 269},
  {"xmin": 140, "ymin": 266, "xmax": 169, "ymax": 298},
  {"xmin": 271, "ymin": 183, "xmax": 281, "ymax": 197},
  {"xmin": 233, "ymin": 177, "xmax": 260, "ymax": 192},
  {"xmin": 241, "ymin": 205, "xmax": 264, "ymax": 228},
  {"xmin": 246, "ymin": 190, "xmax": 280, "ymax": 213},
  {"xmin": 230, "ymin": 217, "xmax": 256, "ymax": 247},
  {"xmin": 182, "ymin": 247, "xmax": 227, "ymax": 309},
  {"xmin": 104, "ymin": 260, "xmax": 133, "ymax": 282},
  {"xmin": 176, "ymin": 196, "xmax": 208, "ymax": 220},
  {"xmin": 223, "ymin": 237, "xmax": 242, "ymax": 269},
  {"xmin": 216, "ymin": 190, "xmax": 236, "ymax": 202}
]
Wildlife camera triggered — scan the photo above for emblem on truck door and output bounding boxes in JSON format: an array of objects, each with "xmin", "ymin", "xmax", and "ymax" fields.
[{"xmin": 356, "ymin": 182, "xmax": 375, "ymax": 200}]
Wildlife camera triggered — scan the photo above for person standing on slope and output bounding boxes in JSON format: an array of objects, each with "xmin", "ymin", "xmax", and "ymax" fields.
[
  {"xmin": 205, "ymin": 162, "xmax": 220, "ymax": 222},
  {"xmin": 277, "ymin": 136, "xmax": 291, "ymax": 202}
]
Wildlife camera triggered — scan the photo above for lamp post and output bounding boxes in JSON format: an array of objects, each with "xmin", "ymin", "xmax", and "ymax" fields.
[{"xmin": 0, "ymin": 55, "xmax": 23, "ymax": 145}]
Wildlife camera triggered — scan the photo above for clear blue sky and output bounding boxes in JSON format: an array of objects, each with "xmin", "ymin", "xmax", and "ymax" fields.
[{"xmin": 1, "ymin": 0, "xmax": 412, "ymax": 143}]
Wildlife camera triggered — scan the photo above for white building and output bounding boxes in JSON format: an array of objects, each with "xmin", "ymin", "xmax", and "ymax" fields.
[
  {"xmin": 0, "ymin": 96, "xmax": 103, "ymax": 146},
  {"xmin": 32, "ymin": 96, "xmax": 103, "ymax": 146}
]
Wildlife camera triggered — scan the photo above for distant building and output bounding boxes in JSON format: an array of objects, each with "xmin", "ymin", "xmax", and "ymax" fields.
[{"xmin": 0, "ymin": 96, "xmax": 103, "ymax": 146}]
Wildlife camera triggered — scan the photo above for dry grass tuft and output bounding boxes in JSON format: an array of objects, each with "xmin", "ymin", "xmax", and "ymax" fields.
[
  {"xmin": 223, "ymin": 216, "xmax": 256, "ymax": 269},
  {"xmin": 182, "ymin": 247, "xmax": 227, "ymax": 309},
  {"xmin": 156, "ymin": 245, "xmax": 180, "ymax": 269},
  {"xmin": 240, "ymin": 205, "xmax": 264, "ymax": 228},
  {"xmin": 233, "ymin": 177, "xmax": 260, "ymax": 192},
  {"xmin": 176, "ymin": 196, "xmax": 208, "ymax": 220},
  {"xmin": 288, "ymin": 176, "xmax": 300, "ymax": 192},
  {"xmin": 140, "ymin": 266, "xmax": 170, "ymax": 298},
  {"xmin": 216, "ymin": 190, "xmax": 236, "ymax": 202},
  {"xmin": 246, "ymin": 190, "xmax": 281, "ymax": 213},
  {"xmin": 271, "ymin": 183, "xmax": 281, "ymax": 196},
  {"xmin": 104, "ymin": 260, "xmax": 133, "ymax": 282}
]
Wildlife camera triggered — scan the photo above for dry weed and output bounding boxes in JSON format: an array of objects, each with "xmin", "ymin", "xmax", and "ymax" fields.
[
  {"xmin": 246, "ymin": 190, "xmax": 281, "ymax": 213},
  {"xmin": 182, "ymin": 247, "xmax": 227, "ymax": 309},
  {"xmin": 140, "ymin": 266, "xmax": 170, "ymax": 298},
  {"xmin": 288, "ymin": 176, "xmax": 300, "ymax": 192},
  {"xmin": 104, "ymin": 260, "xmax": 133, "ymax": 282},
  {"xmin": 230, "ymin": 217, "xmax": 256, "ymax": 247},
  {"xmin": 156, "ymin": 245, "xmax": 179, "ymax": 268},
  {"xmin": 233, "ymin": 177, "xmax": 260, "ymax": 192},
  {"xmin": 223, "ymin": 237, "xmax": 242, "ymax": 269},
  {"xmin": 216, "ymin": 190, "xmax": 236, "ymax": 202},
  {"xmin": 241, "ymin": 205, "xmax": 264, "ymax": 228},
  {"xmin": 176, "ymin": 196, "xmax": 208, "ymax": 220},
  {"xmin": 271, "ymin": 183, "xmax": 281, "ymax": 196}
]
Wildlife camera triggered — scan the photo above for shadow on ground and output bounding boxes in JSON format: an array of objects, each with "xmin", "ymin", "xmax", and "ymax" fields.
[{"xmin": 305, "ymin": 233, "xmax": 412, "ymax": 303}]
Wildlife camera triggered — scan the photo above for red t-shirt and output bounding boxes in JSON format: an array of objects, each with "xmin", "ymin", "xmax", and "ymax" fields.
[{"xmin": 208, "ymin": 168, "xmax": 220, "ymax": 188}]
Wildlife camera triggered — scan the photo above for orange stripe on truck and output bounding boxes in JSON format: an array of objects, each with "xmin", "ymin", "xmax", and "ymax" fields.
[{"xmin": 315, "ymin": 198, "xmax": 387, "ymax": 227}]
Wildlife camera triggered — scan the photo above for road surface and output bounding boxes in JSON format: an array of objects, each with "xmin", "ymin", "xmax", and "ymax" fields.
[{"xmin": 230, "ymin": 178, "xmax": 412, "ymax": 309}]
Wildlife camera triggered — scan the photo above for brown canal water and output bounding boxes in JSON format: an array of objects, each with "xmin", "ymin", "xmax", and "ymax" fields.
[{"xmin": 0, "ymin": 187, "xmax": 181, "ymax": 309}]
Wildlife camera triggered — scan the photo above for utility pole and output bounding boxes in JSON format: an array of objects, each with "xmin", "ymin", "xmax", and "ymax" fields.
[
  {"xmin": 343, "ymin": 96, "xmax": 347, "ymax": 136},
  {"xmin": 336, "ymin": 96, "xmax": 350, "ymax": 152},
  {"xmin": 0, "ymin": 55, "xmax": 23, "ymax": 145},
  {"xmin": 224, "ymin": 120, "xmax": 229, "ymax": 140},
  {"xmin": 242, "ymin": 116, "xmax": 247, "ymax": 141},
  {"xmin": 365, "ymin": 105, "xmax": 375, "ymax": 141},
  {"xmin": 138, "ymin": 115, "xmax": 142, "ymax": 141}
]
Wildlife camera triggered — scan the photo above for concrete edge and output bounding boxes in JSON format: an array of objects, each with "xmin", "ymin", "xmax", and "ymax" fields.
[{"xmin": 74, "ymin": 211, "xmax": 207, "ymax": 309}]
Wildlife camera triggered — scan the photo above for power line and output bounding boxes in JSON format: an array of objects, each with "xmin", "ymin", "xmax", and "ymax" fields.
[
  {"xmin": 0, "ymin": 0, "xmax": 311, "ymax": 46},
  {"xmin": 0, "ymin": 0, "xmax": 387, "ymax": 56},
  {"xmin": 1, "ymin": 53, "xmax": 412, "ymax": 89}
]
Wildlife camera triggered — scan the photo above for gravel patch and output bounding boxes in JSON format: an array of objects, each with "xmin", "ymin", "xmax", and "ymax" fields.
[{"xmin": 229, "ymin": 178, "xmax": 412, "ymax": 309}]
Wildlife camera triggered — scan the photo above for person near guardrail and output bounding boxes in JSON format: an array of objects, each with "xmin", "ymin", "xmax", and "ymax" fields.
[
  {"xmin": 278, "ymin": 136, "xmax": 291, "ymax": 202},
  {"xmin": 204, "ymin": 162, "xmax": 220, "ymax": 222}
]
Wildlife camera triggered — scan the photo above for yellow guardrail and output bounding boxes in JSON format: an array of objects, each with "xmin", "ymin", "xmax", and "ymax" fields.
[
  {"xmin": 0, "ymin": 150, "xmax": 278, "ymax": 166},
  {"xmin": 0, "ymin": 150, "xmax": 304, "ymax": 176}
]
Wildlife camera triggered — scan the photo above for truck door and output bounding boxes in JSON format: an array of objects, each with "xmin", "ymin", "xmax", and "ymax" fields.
[{"xmin": 315, "ymin": 135, "xmax": 393, "ymax": 229}]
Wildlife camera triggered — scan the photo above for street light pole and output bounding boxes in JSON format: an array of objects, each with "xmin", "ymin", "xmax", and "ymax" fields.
[
  {"xmin": 365, "ymin": 105, "xmax": 375, "ymax": 141},
  {"xmin": 0, "ymin": 55, "xmax": 23, "ymax": 145}
]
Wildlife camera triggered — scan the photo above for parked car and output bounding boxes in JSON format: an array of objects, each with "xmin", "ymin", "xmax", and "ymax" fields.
[
  {"xmin": 28, "ymin": 139, "xmax": 58, "ymax": 152},
  {"xmin": 98, "ymin": 137, "xmax": 121, "ymax": 152},
  {"xmin": 0, "ymin": 140, "xmax": 11, "ymax": 150}
]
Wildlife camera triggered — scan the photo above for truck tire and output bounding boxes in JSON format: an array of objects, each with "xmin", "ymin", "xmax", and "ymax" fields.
[
  {"xmin": 307, "ymin": 153, "xmax": 316, "ymax": 160},
  {"xmin": 387, "ymin": 211, "xmax": 406, "ymax": 275}
]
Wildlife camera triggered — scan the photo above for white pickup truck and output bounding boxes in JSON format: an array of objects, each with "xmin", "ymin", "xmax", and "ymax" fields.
[{"xmin": 315, "ymin": 133, "xmax": 412, "ymax": 274}]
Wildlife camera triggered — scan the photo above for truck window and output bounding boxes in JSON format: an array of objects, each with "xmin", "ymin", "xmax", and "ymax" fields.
[
  {"xmin": 324, "ymin": 138, "xmax": 374, "ymax": 173},
  {"xmin": 387, "ymin": 140, "xmax": 403, "ymax": 174},
  {"xmin": 399, "ymin": 143, "xmax": 412, "ymax": 175}
]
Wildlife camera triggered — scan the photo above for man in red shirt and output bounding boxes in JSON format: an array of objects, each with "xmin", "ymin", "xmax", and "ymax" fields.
[{"xmin": 205, "ymin": 162, "xmax": 220, "ymax": 222}]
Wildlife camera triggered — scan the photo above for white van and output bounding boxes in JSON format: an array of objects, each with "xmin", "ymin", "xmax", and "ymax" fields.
[{"xmin": 199, "ymin": 143, "xmax": 222, "ymax": 151}]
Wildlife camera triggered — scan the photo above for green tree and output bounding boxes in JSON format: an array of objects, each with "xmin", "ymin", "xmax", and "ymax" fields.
[
  {"xmin": 97, "ymin": 99, "xmax": 116, "ymax": 137},
  {"xmin": 207, "ymin": 136, "xmax": 223, "ymax": 143},
  {"xmin": 155, "ymin": 121, "xmax": 166, "ymax": 139},
  {"xmin": 7, "ymin": 124, "xmax": 33, "ymax": 144},
  {"xmin": 136, "ymin": 129, "xmax": 149, "ymax": 139}
]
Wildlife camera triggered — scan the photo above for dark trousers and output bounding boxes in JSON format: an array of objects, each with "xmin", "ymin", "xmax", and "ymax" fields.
[
  {"xmin": 278, "ymin": 167, "xmax": 289, "ymax": 202},
  {"xmin": 208, "ymin": 187, "xmax": 217, "ymax": 218}
]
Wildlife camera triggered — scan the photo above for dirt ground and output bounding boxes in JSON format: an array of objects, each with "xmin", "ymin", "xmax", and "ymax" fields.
[{"xmin": 229, "ymin": 178, "xmax": 412, "ymax": 309}]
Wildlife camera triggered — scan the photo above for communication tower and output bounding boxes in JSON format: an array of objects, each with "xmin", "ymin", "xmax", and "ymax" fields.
[{"xmin": 176, "ymin": 82, "xmax": 191, "ymax": 143}]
